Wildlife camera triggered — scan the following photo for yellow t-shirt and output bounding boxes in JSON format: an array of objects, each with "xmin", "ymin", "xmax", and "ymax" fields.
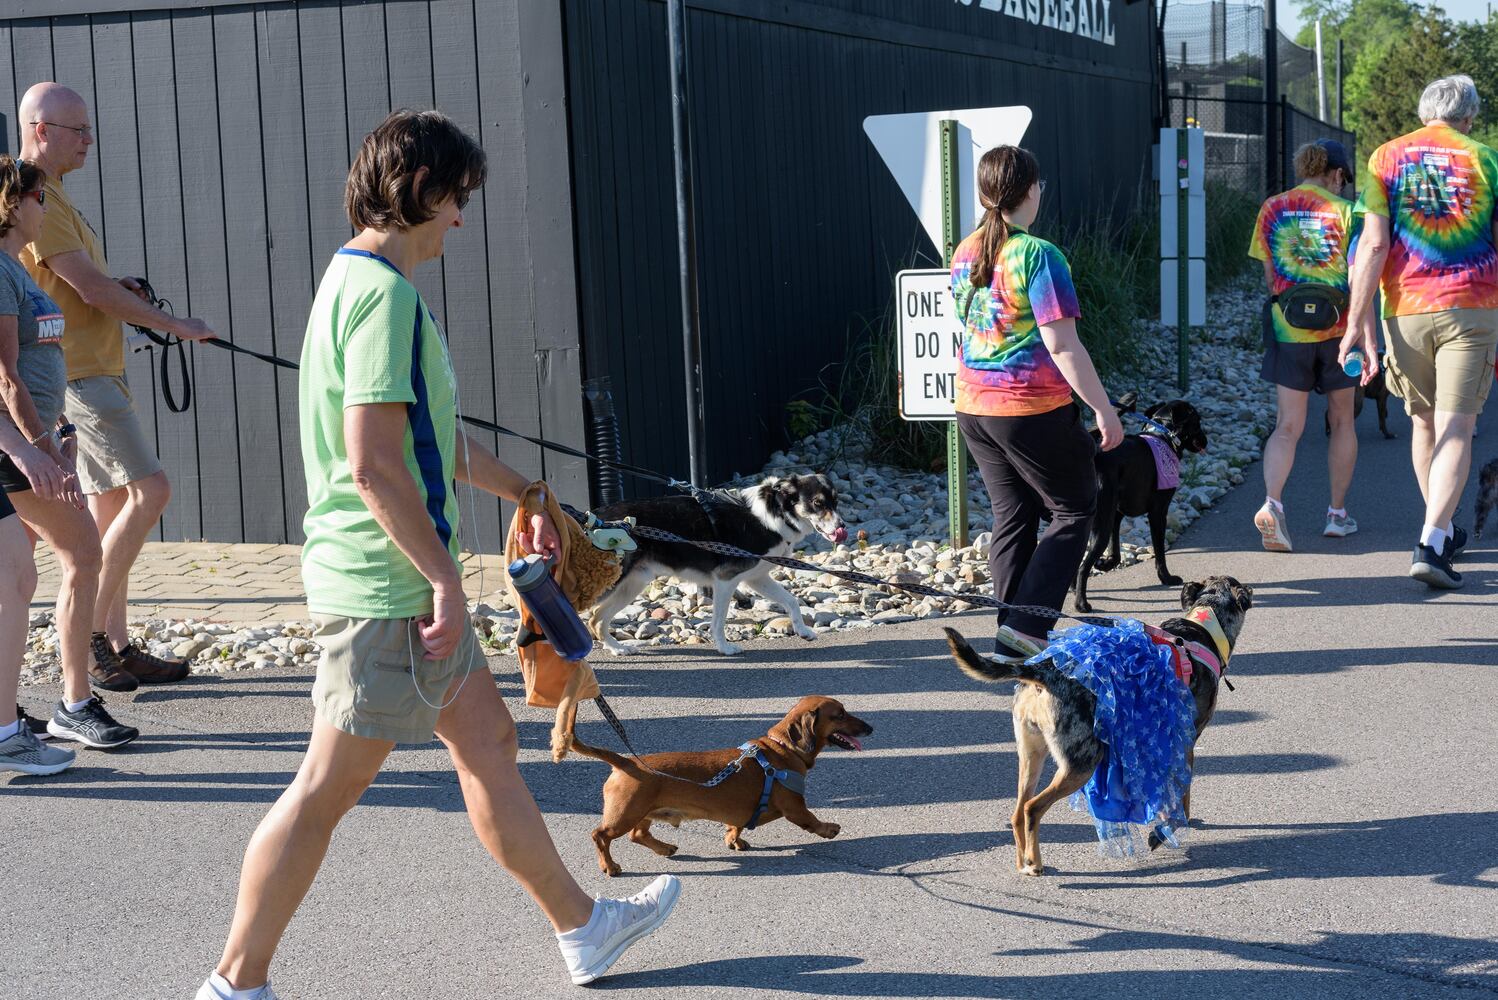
[{"xmin": 20, "ymin": 176, "xmax": 124, "ymax": 380}]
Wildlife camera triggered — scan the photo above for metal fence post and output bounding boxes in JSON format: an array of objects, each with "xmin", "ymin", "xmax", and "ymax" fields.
[
  {"xmin": 1176, "ymin": 127, "xmax": 1191, "ymax": 393},
  {"xmin": 940, "ymin": 119, "xmax": 969, "ymax": 549}
]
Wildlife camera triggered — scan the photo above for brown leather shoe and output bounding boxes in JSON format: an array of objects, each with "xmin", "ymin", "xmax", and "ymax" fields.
[
  {"xmin": 88, "ymin": 633, "xmax": 139, "ymax": 692},
  {"xmin": 115, "ymin": 642, "xmax": 191, "ymax": 684}
]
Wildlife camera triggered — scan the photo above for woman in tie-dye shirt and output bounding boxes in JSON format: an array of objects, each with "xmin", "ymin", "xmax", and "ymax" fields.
[
  {"xmin": 1343, "ymin": 74, "xmax": 1498, "ymax": 590},
  {"xmin": 1247, "ymin": 139, "xmax": 1361, "ymax": 554},
  {"xmin": 951, "ymin": 145, "xmax": 1121, "ymax": 660}
]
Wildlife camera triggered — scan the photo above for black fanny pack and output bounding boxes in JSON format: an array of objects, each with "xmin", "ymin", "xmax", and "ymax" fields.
[{"xmin": 1273, "ymin": 284, "xmax": 1348, "ymax": 331}]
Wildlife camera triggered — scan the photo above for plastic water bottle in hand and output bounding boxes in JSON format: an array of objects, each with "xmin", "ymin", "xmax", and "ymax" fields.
[
  {"xmin": 508, "ymin": 554, "xmax": 594, "ymax": 661},
  {"xmin": 1343, "ymin": 349, "xmax": 1366, "ymax": 377}
]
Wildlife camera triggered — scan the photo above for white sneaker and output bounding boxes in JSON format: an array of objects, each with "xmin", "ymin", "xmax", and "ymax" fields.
[
  {"xmin": 195, "ymin": 973, "xmax": 279, "ymax": 999},
  {"xmin": 1254, "ymin": 501, "xmax": 1293, "ymax": 552},
  {"xmin": 557, "ymin": 874, "xmax": 681, "ymax": 985},
  {"xmin": 1323, "ymin": 511, "xmax": 1358, "ymax": 538}
]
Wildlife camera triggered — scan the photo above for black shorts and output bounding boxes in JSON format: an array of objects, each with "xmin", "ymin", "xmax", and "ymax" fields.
[
  {"xmin": 1260, "ymin": 337, "xmax": 1359, "ymax": 394},
  {"xmin": 0, "ymin": 478, "xmax": 14, "ymax": 521},
  {"xmin": 0, "ymin": 452, "xmax": 33, "ymax": 495}
]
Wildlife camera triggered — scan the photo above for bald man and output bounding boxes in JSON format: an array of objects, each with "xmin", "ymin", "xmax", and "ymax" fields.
[{"xmin": 19, "ymin": 82, "xmax": 215, "ymax": 690}]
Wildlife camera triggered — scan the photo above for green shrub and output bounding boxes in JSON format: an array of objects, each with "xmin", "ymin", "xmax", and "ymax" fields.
[{"xmin": 1204, "ymin": 180, "xmax": 1260, "ymax": 289}]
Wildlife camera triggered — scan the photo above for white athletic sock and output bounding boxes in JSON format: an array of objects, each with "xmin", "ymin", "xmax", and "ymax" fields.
[
  {"xmin": 1265, "ymin": 496, "xmax": 1284, "ymax": 512},
  {"xmin": 1327, "ymin": 507, "xmax": 1347, "ymax": 518},
  {"xmin": 557, "ymin": 900, "xmax": 604, "ymax": 940},
  {"xmin": 0, "ymin": 718, "xmax": 20, "ymax": 740},
  {"xmin": 206, "ymin": 972, "xmax": 269, "ymax": 1000},
  {"xmin": 1420, "ymin": 524, "xmax": 1446, "ymax": 549},
  {"xmin": 65, "ymin": 697, "xmax": 91, "ymax": 714}
]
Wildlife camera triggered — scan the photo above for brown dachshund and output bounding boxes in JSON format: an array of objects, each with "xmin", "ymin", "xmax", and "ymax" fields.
[{"xmin": 569, "ymin": 696, "xmax": 873, "ymax": 876}]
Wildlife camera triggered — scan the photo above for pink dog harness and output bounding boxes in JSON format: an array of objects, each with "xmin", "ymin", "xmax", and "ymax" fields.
[{"xmin": 1143, "ymin": 434, "xmax": 1181, "ymax": 490}]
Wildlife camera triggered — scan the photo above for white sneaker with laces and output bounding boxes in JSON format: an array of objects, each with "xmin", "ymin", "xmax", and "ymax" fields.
[
  {"xmin": 1323, "ymin": 511, "xmax": 1358, "ymax": 538},
  {"xmin": 557, "ymin": 874, "xmax": 681, "ymax": 985},
  {"xmin": 195, "ymin": 973, "xmax": 279, "ymax": 999}
]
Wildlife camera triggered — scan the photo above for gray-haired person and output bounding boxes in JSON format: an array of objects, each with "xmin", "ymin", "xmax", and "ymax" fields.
[{"xmin": 1342, "ymin": 74, "xmax": 1498, "ymax": 589}]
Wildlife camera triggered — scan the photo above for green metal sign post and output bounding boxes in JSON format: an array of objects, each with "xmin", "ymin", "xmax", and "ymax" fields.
[{"xmin": 940, "ymin": 119, "xmax": 969, "ymax": 549}]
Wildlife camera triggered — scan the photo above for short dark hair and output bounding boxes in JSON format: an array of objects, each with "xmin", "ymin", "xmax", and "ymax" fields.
[
  {"xmin": 0, "ymin": 156, "xmax": 46, "ymax": 238},
  {"xmin": 344, "ymin": 110, "xmax": 486, "ymax": 231}
]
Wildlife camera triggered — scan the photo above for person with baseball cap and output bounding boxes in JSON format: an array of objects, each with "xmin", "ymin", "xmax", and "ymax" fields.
[{"xmin": 1249, "ymin": 137, "xmax": 1362, "ymax": 552}]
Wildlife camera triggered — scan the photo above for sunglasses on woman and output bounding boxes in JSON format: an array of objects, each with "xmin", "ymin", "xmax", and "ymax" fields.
[{"xmin": 24, "ymin": 189, "xmax": 45, "ymax": 207}]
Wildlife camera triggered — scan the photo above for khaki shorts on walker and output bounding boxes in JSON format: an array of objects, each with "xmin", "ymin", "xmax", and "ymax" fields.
[
  {"xmin": 66, "ymin": 374, "xmax": 164, "ymax": 494},
  {"xmin": 311, "ymin": 614, "xmax": 488, "ymax": 743},
  {"xmin": 1383, "ymin": 309, "xmax": 1498, "ymax": 415}
]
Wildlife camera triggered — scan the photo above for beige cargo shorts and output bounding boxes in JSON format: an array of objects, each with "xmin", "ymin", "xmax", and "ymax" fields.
[
  {"xmin": 310, "ymin": 614, "xmax": 487, "ymax": 743},
  {"xmin": 66, "ymin": 374, "xmax": 164, "ymax": 494},
  {"xmin": 1383, "ymin": 308, "xmax": 1498, "ymax": 415}
]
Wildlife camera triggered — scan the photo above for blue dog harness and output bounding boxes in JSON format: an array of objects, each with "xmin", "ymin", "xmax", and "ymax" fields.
[{"xmin": 702, "ymin": 741, "xmax": 807, "ymax": 830}]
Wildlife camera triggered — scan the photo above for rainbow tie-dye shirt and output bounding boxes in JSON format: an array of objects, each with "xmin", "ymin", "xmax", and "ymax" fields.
[
  {"xmin": 1248, "ymin": 183, "xmax": 1356, "ymax": 344},
  {"xmin": 950, "ymin": 226, "xmax": 1080, "ymax": 417},
  {"xmin": 1357, "ymin": 124, "xmax": 1498, "ymax": 317}
]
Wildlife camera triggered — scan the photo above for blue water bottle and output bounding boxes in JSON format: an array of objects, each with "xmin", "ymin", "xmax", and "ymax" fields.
[
  {"xmin": 508, "ymin": 554, "xmax": 594, "ymax": 661},
  {"xmin": 1343, "ymin": 348, "xmax": 1366, "ymax": 378}
]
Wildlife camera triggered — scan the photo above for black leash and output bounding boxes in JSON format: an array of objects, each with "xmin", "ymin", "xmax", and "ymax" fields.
[{"xmin": 124, "ymin": 279, "xmax": 684, "ymax": 490}]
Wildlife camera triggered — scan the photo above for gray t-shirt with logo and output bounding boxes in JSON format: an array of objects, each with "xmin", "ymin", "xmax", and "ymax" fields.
[{"xmin": 0, "ymin": 251, "xmax": 66, "ymax": 429}]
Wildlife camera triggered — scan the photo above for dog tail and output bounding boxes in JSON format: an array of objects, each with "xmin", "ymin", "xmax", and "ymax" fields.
[
  {"xmin": 564, "ymin": 737, "xmax": 638, "ymax": 772},
  {"xmin": 942, "ymin": 627, "xmax": 1052, "ymax": 689}
]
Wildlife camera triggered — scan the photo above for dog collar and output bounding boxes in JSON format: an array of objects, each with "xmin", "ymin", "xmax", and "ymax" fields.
[
  {"xmin": 1186, "ymin": 606, "xmax": 1232, "ymax": 668},
  {"xmin": 740, "ymin": 742, "xmax": 805, "ymax": 830}
]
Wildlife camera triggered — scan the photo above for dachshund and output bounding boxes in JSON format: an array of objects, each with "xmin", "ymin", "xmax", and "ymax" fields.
[{"xmin": 569, "ymin": 696, "xmax": 873, "ymax": 876}]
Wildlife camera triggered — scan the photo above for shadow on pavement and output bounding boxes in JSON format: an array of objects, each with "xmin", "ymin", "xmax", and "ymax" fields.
[{"xmin": 1056, "ymin": 811, "xmax": 1498, "ymax": 891}]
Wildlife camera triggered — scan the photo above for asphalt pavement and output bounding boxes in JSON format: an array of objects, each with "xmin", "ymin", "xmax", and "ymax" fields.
[{"xmin": 4, "ymin": 393, "xmax": 1496, "ymax": 1000}]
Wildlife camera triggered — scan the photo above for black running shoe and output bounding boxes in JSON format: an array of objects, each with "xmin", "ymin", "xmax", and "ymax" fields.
[
  {"xmin": 1444, "ymin": 525, "xmax": 1468, "ymax": 560},
  {"xmin": 17, "ymin": 705, "xmax": 50, "ymax": 739},
  {"xmin": 1410, "ymin": 543, "xmax": 1463, "ymax": 590},
  {"xmin": 46, "ymin": 697, "xmax": 139, "ymax": 750}
]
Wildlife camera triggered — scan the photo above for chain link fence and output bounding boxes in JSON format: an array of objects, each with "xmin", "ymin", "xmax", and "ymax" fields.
[{"xmin": 1161, "ymin": 1, "xmax": 1353, "ymax": 200}]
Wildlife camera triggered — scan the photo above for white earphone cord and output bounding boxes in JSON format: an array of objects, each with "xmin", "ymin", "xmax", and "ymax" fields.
[{"xmin": 407, "ymin": 336, "xmax": 485, "ymax": 712}]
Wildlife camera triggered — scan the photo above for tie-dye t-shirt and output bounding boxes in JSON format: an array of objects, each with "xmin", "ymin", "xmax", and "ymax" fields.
[
  {"xmin": 1357, "ymin": 124, "xmax": 1498, "ymax": 317},
  {"xmin": 950, "ymin": 226, "xmax": 1081, "ymax": 417},
  {"xmin": 1248, "ymin": 183, "xmax": 1357, "ymax": 344}
]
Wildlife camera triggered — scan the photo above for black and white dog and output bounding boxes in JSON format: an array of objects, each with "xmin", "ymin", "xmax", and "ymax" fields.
[{"xmin": 589, "ymin": 474, "xmax": 848, "ymax": 656}]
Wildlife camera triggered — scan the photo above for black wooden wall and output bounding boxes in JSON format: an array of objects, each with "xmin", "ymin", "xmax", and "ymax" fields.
[
  {"xmin": 564, "ymin": 0, "xmax": 1157, "ymax": 488},
  {"xmin": 0, "ymin": 0, "xmax": 587, "ymax": 549}
]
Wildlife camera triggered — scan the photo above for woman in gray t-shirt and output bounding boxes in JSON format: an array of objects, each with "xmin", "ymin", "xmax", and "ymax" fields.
[{"xmin": 0, "ymin": 156, "xmax": 138, "ymax": 732}]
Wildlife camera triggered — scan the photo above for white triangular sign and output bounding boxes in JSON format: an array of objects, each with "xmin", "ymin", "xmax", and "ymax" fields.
[{"xmin": 863, "ymin": 106, "xmax": 1033, "ymax": 254}]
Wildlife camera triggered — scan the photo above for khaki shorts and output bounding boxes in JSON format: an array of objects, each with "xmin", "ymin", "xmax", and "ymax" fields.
[
  {"xmin": 1383, "ymin": 309, "xmax": 1498, "ymax": 415},
  {"xmin": 66, "ymin": 374, "xmax": 164, "ymax": 494},
  {"xmin": 311, "ymin": 614, "xmax": 488, "ymax": 743}
]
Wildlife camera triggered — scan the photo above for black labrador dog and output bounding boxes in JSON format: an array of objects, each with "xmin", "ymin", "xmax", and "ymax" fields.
[{"xmin": 1074, "ymin": 400, "xmax": 1208, "ymax": 613}]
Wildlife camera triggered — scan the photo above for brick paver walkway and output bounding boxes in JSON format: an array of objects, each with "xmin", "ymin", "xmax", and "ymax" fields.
[{"xmin": 30, "ymin": 542, "xmax": 513, "ymax": 624}]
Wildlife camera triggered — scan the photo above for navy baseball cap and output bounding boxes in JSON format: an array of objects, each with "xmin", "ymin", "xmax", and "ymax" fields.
[{"xmin": 1316, "ymin": 138, "xmax": 1353, "ymax": 175}]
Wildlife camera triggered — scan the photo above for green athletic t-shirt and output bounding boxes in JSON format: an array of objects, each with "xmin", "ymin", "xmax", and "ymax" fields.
[{"xmin": 299, "ymin": 249, "xmax": 460, "ymax": 619}]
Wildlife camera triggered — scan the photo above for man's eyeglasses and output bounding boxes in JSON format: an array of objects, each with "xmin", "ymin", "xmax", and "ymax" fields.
[
  {"xmin": 1039, "ymin": 179, "xmax": 1048, "ymax": 195},
  {"xmin": 31, "ymin": 120, "xmax": 92, "ymax": 139}
]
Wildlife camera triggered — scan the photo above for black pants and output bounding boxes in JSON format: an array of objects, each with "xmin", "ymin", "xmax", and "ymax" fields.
[{"xmin": 957, "ymin": 404, "xmax": 1098, "ymax": 638}]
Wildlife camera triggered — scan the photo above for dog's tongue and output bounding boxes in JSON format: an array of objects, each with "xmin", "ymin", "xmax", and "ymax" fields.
[
  {"xmin": 842, "ymin": 734, "xmax": 863, "ymax": 751},
  {"xmin": 832, "ymin": 526, "xmax": 848, "ymax": 543}
]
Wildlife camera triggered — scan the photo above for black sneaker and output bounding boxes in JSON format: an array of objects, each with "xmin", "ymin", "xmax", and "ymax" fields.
[
  {"xmin": 1410, "ymin": 543, "xmax": 1462, "ymax": 590},
  {"xmin": 46, "ymin": 697, "xmax": 139, "ymax": 750},
  {"xmin": 1444, "ymin": 525, "xmax": 1468, "ymax": 560},
  {"xmin": 17, "ymin": 705, "xmax": 50, "ymax": 740}
]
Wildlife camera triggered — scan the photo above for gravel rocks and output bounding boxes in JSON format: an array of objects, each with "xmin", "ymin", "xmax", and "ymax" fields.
[{"xmin": 16, "ymin": 278, "xmax": 1273, "ymax": 681}]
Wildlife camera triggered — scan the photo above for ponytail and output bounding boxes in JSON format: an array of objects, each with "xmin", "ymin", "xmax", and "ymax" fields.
[{"xmin": 968, "ymin": 145, "xmax": 1041, "ymax": 288}]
